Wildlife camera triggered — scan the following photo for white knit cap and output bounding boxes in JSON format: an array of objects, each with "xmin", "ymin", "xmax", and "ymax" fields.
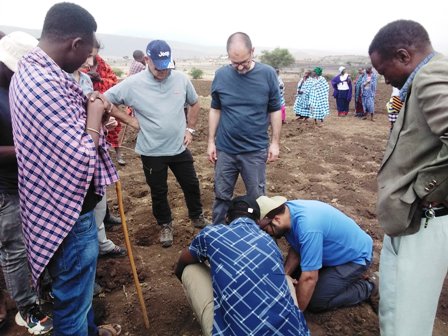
[{"xmin": 338, "ymin": 66, "xmax": 346, "ymax": 74}]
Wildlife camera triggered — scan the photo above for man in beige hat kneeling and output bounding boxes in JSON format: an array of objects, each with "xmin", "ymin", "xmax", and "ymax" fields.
[
  {"xmin": 256, "ymin": 196, "xmax": 377, "ymax": 313},
  {"xmin": 175, "ymin": 195, "xmax": 310, "ymax": 336}
]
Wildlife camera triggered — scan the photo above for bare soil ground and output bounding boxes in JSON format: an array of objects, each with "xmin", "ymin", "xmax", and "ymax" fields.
[{"xmin": 4, "ymin": 80, "xmax": 448, "ymax": 336}]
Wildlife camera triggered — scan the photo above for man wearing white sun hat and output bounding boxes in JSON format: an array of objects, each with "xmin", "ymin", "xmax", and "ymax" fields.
[{"xmin": 256, "ymin": 195, "xmax": 376, "ymax": 313}]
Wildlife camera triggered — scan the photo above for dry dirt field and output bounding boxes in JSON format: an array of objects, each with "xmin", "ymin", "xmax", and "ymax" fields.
[{"xmin": 4, "ymin": 79, "xmax": 448, "ymax": 336}]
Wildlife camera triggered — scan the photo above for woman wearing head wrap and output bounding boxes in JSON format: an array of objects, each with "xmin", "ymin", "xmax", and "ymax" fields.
[
  {"xmin": 330, "ymin": 66, "xmax": 352, "ymax": 117},
  {"xmin": 309, "ymin": 67, "xmax": 330, "ymax": 123}
]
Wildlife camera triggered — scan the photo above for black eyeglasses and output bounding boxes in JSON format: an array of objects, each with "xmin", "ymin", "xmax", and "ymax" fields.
[
  {"xmin": 260, "ymin": 217, "xmax": 277, "ymax": 236},
  {"xmin": 230, "ymin": 55, "xmax": 252, "ymax": 69}
]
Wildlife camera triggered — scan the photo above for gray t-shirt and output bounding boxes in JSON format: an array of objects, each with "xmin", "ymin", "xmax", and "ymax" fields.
[{"xmin": 105, "ymin": 70, "xmax": 198, "ymax": 156}]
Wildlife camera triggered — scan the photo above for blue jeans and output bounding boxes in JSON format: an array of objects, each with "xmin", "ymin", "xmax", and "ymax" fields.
[
  {"xmin": 308, "ymin": 261, "xmax": 372, "ymax": 312},
  {"xmin": 0, "ymin": 192, "xmax": 37, "ymax": 312},
  {"xmin": 212, "ymin": 149, "xmax": 267, "ymax": 224},
  {"xmin": 47, "ymin": 211, "xmax": 99, "ymax": 336}
]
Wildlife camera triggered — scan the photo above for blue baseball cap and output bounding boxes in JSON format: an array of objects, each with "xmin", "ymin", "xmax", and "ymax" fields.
[{"xmin": 146, "ymin": 40, "xmax": 175, "ymax": 70}]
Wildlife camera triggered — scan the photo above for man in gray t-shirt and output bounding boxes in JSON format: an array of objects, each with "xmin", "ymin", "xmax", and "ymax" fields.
[
  {"xmin": 105, "ymin": 40, "xmax": 209, "ymax": 247},
  {"xmin": 208, "ymin": 32, "xmax": 282, "ymax": 224}
]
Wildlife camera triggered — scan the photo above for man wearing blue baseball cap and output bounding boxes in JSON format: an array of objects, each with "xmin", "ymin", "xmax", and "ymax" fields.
[
  {"xmin": 105, "ymin": 39, "xmax": 210, "ymax": 248},
  {"xmin": 145, "ymin": 40, "xmax": 175, "ymax": 73}
]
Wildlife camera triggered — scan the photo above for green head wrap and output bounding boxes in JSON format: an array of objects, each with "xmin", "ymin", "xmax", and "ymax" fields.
[{"xmin": 314, "ymin": 67, "xmax": 323, "ymax": 76}]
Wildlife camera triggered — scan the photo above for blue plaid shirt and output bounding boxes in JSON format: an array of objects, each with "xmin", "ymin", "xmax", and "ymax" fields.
[{"xmin": 189, "ymin": 217, "xmax": 310, "ymax": 336}]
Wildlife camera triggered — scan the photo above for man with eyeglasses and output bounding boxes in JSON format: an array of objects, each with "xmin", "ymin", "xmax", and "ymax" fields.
[
  {"xmin": 208, "ymin": 32, "xmax": 282, "ymax": 225},
  {"xmin": 104, "ymin": 39, "xmax": 210, "ymax": 248},
  {"xmin": 175, "ymin": 195, "xmax": 310, "ymax": 336},
  {"xmin": 256, "ymin": 195, "xmax": 377, "ymax": 313}
]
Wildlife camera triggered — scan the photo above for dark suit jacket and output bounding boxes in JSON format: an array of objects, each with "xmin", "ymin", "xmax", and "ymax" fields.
[{"xmin": 377, "ymin": 53, "xmax": 448, "ymax": 236}]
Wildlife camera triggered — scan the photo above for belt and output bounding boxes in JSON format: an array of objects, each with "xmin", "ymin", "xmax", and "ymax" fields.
[{"xmin": 422, "ymin": 205, "xmax": 448, "ymax": 218}]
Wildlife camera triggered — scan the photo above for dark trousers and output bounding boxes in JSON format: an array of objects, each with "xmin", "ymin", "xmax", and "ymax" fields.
[
  {"xmin": 308, "ymin": 261, "xmax": 372, "ymax": 312},
  {"xmin": 336, "ymin": 97, "xmax": 350, "ymax": 113},
  {"xmin": 141, "ymin": 149, "xmax": 203, "ymax": 225}
]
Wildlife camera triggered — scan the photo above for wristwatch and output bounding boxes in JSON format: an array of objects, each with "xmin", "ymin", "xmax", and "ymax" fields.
[{"xmin": 186, "ymin": 127, "xmax": 196, "ymax": 135}]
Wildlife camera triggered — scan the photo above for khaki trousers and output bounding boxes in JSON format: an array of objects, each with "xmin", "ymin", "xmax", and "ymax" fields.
[
  {"xmin": 181, "ymin": 263, "xmax": 298, "ymax": 336},
  {"xmin": 379, "ymin": 215, "xmax": 448, "ymax": 336}
]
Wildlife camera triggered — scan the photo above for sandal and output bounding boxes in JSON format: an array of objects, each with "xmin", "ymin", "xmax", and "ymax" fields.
[
  {"xmin": 98, "ymin": 323, "xmax": 122, "ymax": 336},
  {"xmin": 117, "ymin": 157, "xmax": 126, "ymax": 166}
]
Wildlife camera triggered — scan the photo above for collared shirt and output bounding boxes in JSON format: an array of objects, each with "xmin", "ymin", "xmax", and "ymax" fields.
[
  {"xmin": 399, "ymin": 52, "xmax": 436, "ymax": 102},
  {"xmin": 105, "ymin": 69, "xmax": 197, "ymax": 156},
  {"xmin": 77, "ymin": 71, "xmax": 94, "ymax": 95},
  {"xmin": 285, "ymin": 200, "xmax": 373, "ymax": 271},
  {"xmin": 128, "ymin": 60, "xmax": 146, "ymax": 76},
  {"xmin": 189, "ymin": 217, "xmax": 310, "ymax": 336},
  {"xmin": 10, "ymin": 47, "xmax": 118, "ymax": 285}
]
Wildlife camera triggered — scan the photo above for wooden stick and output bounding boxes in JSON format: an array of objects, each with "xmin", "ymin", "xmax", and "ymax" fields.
[
  {"xmin": 118, "ymin": 122, "xmax": 127, "ymax": 147},
  {"xmin": 115, "ymin": 180, "xmax": 150, "ymax": 329}
]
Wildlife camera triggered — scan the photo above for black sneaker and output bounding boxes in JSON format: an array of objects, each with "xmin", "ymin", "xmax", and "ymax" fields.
[
  {"xmin": 104, "ymin": 214, "xmax": 121, "ymax": 227},
  {"xmin": 191, "ymin": 214, "xmax": 211, "ymax": 229},
  {"xmin": 15, "ymin": 304, "xmax": 53, "ymax": 335}
]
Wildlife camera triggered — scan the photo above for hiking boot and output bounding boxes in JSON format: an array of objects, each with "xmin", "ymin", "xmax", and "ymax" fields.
[
  {"xmin": 369, "ymin": 272, "xmax": 380, "ymax": 297},
  {"xmin": 191, "ymin": 214, "xmax": 211, "ymax": 229},
  {"xmin": 15, "ymin": 303, "xmax": 53, "ymax": 335},
  {"xmin": 368, "ymin": 271, "xmax": 380, "ymax": 313},
  {"xmin": 160, "ymin": 222, "xmax": 173, "ymax": 248}
]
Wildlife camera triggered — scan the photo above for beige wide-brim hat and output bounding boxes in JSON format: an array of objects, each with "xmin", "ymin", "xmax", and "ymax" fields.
[
  {"xmin": 256, "ymin": 195, "xmax": 287, "ymax": 220},
  {"xmin": 0, "ymin": 31, "xmax": 38, "ymax": 73}
]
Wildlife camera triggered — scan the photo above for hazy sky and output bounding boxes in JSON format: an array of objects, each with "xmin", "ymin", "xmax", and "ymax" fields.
[{"xmin": 2, "ymin": 0, "xmax": 448, "ymax": 54}]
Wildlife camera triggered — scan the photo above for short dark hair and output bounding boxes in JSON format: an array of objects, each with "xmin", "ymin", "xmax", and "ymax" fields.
[
  {"xmin": 266, "ymin": 204, "xmax": 286, "ymax": 219},
  {"xmin": 226, "ymin": 195, "xmax": 260, "ymax": 223},
  {"xmin": 226, "ymin": 32, "xmax": 252, "ymax": 53},
  {"xmin": 133, "ymin": 50, "xmax": 144, "ymax": 60},
  {"xmin": 368, "ymin": 20, "xmax": 431, "ymax": 59},
  {"xmin": 93, "ymin": 38, "xmax": 101, "ymax": 49},
  {"xmin": 41, "ymin": 2, "xmax": 97, "ymax": 41}
]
